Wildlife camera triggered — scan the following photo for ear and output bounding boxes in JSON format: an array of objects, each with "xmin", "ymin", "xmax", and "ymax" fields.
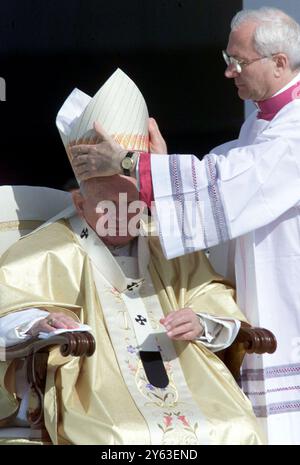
[
  {"xmin": 72, "ymin": 190, "xmax": 85, "ymax": 217},
  {"xmin": 273, "ymin": 53, "xmax": 289, "ymax": 76}
]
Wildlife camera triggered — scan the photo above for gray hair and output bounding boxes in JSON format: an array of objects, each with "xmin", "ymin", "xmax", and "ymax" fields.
[{"xmin": 231, "ymin": 7, "xmax": 300, "ymax": 70}]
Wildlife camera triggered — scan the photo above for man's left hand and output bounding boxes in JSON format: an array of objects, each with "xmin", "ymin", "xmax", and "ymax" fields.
[{"xmin": 160, "ymin": 308, "xmax": 204, "ymax": 341}]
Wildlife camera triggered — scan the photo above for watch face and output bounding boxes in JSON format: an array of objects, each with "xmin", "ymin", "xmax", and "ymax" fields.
[{"xmin": 122, "ymin": 157, "xmax": 133, "ymax": 170}]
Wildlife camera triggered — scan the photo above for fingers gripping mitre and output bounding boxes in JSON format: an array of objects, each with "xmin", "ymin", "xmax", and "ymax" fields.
[
  {"xmin": 56, "ymin": 68, "xmax": 150, "ymax": 181},
  {"xmin": 70, "ymin": 122, "xmax": 131, "ymax": 180},
  {"xmin": 148, "ymin": 117, "xmax": 168, "ymax": 154}
]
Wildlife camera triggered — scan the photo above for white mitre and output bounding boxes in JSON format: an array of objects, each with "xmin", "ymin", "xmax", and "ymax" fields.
[{"xmin": 56, "ymin": 68, "xmax": 149, "ymax": 173}]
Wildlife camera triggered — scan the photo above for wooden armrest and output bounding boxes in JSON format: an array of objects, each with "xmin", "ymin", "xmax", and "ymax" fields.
[
  {"xmin": 236, "ymin": 322, "xmax": 277, "ymax": 354},
  {"xmin": 2, "ymin": 332, "xmax": 96, "ymax": 433},
  {"xmin": 4, "ymin": 331, "xmax": 96, "ymax": 360},
  {"xmin": 218, "ymin": 323, "xmax": 277, "ymax": 381}
]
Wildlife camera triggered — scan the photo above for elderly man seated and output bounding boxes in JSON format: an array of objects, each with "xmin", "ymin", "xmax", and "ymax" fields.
[{"xmin": 0, "ymin": 173, "xmax": 265, "ymax": 445}]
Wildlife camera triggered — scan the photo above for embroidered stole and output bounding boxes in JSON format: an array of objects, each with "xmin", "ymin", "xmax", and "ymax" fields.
[{"xmin": 68, "ymin": 213, "xmax": 211, "ymax": 445}]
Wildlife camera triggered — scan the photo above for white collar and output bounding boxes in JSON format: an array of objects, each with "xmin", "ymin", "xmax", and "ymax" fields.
[{"xmin": 273, "ymin": 71, "xmax": 300, "ymax": 97}]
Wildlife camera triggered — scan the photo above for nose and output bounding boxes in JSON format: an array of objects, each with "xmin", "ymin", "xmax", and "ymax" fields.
[{"xmin": 224, "ymin": 65, "xmax": 239, "ymax": 79}]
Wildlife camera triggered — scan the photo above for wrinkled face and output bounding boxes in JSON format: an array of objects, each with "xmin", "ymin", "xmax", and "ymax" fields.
[
  {"xmin": 225, "ymin": 21, "xmax": 277, "ymax": 101},
  {"xmin": 73, "ymin": 175, "xmax": 142, "ymax": 247}
]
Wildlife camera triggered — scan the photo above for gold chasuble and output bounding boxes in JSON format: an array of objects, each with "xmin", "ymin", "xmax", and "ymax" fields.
[{"xmin": 0, "ymin": 214, "xmax": 264, "ymax": 444}]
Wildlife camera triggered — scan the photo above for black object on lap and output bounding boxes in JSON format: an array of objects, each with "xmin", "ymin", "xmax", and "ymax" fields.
[{"xmin": 139, "ymin": 350, "xmax": 169, "ymax": 388}]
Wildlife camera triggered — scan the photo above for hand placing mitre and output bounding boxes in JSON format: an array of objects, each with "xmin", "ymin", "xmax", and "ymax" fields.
[
  {"xmin": 160, "ymin": 308, "xmax": 204, "ymax": 341},
  {"xmin": 148, "ymin": 117, "xmax": 168, "ymax": 154},
  {"xmin": 69, "ymin": 118, "xmax": 167, "ymax": 182},
  {"xmin": 26, "ymin": 312, "xmax": 80, "ymax": 336},
  {"xmin": 70, "ymin": 121, "xmax": 130, "ymax": 181}
]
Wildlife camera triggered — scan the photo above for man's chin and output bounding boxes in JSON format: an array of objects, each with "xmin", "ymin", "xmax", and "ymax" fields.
[{"xmin": 236, "ymin": 86, "xmax": 251, "ymax": 100}]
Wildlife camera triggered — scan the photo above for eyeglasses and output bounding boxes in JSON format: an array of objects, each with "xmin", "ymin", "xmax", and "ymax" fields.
[{"xmin": 222, "ymin": 50, "xmax": 269, "ymax": 73}]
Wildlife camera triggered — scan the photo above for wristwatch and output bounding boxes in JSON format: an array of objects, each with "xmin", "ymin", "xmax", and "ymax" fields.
[{"xmin": 121, "ymin": 151, "xmax": 135, "ymax": 176}]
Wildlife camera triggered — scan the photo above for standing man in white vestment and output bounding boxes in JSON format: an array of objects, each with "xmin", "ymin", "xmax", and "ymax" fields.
[{"xmin": 69, "ymin": 7, "xmax": 300, "ymax": 444}]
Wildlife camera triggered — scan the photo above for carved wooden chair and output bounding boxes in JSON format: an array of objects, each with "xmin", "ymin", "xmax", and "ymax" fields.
[
  {"xmin": 0, "ymin": 186, "xmax": 277, "ymax": 443},
  {"xmin": 219, "ymin": 322, "xmax": 277, "ymax": 381},
  {"xmin": 0, "ymin": 320, "xmax": 276, "ymax": 443},
  {"xmin": 0, "ymin": 321, "xmax": 275, "ymax": 443}
]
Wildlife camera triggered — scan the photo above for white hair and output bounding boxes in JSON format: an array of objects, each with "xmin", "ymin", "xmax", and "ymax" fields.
[{"xmin": 231, "ymin": 7, "xmax": 300, "ymax": 70}]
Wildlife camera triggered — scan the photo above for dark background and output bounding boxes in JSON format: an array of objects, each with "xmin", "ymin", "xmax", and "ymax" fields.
[{"xmin": 0, "ymin": 0, "xmax": 243, "ymax": 189}]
